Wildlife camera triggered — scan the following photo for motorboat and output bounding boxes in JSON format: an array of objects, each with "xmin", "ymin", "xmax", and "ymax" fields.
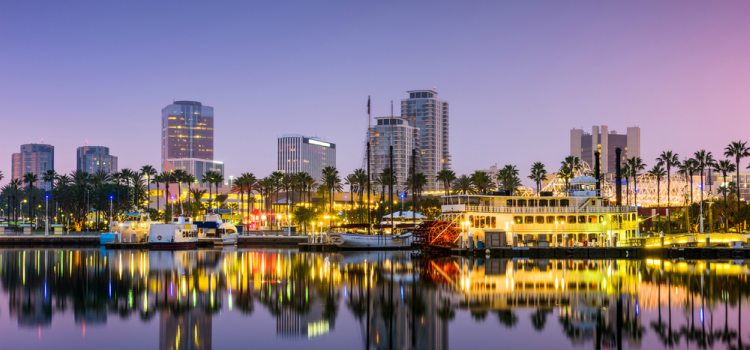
[
  {"xmin": 195, "ymin": 213, "xmax": 239, "ymax": 246},
  {"xmin": 100, "ymin": 212, "xmax": 157, "ymax": 244},
  {"xmin": 148, "ymin": 216, "xmax": 198, "ymax": 249}
]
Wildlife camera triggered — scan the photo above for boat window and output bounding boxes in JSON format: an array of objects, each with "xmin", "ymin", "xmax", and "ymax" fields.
[
  {"xmin": 546, "ymin": 216, "xmax": 555, "ymax": 224},
  {"xmin": 535, "ymin": 216, "xmax": 544, "ymax": 224},
  {"xmin": 560, "ymin": 199, "xmax": 570, "ymax": 207},
  {"xmin": 589, "ymin": 216, "xmax": 597, "ymax": 224},
  {"xmin": 525, "ymin": 216, "xmax": 534, "ymax": 224},
  {"xmin": 549, "ymin": 200, "xmax": 557, "ymax": 207},
  {"xmin": 539, "ymin": 199, "xmax": 548, "ymax": 207},
  {"xmin": 528, "ymin": 200, "xmax": 536, "ymax": 207},
  {"xmin": 578, "ymin": 216, "xmax": 586, "ymax": 224},
  {"xmin": 514, "ymin": 216, "xmax": 523, "ymax": 224},
  {"xmin": 568, "ymin": 216, "xmax": 577, "ymax": 224},
  {"xmin": 599, "ymin": 215, "xmax": 605, "ymax": 223},
  {"xmin": 491, "ymin": 217, "xmax": 497, "ymax": 228},
  {"xmin": 506, "ymin": 200, "xmax": 514, "ymax": 207},
  {"xmin": 557, "ymin": 216, "xmax": 566, "ymax": 224},
  {"xmin": 517, "ymin": 200, "xmax": 527, "ymax": 207}
]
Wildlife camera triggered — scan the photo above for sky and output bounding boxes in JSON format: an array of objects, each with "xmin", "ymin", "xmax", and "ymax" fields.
[{"xmin": 1, "ymin": 0, "xmax": 749, "ymax": 186}]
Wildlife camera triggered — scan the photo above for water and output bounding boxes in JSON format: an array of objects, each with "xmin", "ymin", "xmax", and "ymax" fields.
[{"xmin": 0, "ymin": 248, "xmax": 748, "ymax": 350}]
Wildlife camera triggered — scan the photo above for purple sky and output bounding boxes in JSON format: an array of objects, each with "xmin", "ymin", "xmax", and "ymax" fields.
[{"xmin": 1, "ymin": 0, "xmax": 749, "ymax": 186}]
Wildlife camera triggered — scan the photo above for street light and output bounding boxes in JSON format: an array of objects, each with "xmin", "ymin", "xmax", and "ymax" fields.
[
  {"xmin": 44, "ymin": 193, "xmax": 50, "ymax": 236},
  {"xmin": 109, "ymin": 194, "xmax": 114, "ymax": 232}
]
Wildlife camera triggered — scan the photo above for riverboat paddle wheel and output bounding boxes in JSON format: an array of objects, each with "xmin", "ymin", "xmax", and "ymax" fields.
[{"xmin": 414, "ymin": 220, "xmax": 460, "ymax": 248}]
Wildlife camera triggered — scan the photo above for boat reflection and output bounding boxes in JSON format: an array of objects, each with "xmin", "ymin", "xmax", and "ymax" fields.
[{"xmin": 0, "ymin": 248, "xmax": 748, "ymax": 350}]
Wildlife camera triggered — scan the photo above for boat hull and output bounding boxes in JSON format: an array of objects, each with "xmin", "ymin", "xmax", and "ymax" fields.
[
  {"xmin": 147, "ymin": 242, "xmax": 197, "ymax": 250},
  {"xmin": 335, "ymin": 233, "xmax": 414, "ymax": 249}
]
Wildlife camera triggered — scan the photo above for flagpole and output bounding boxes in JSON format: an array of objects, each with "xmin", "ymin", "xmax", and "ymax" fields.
[{"xmin": 367, "ymin": 96, "xmax": 372, "ymax": 236}]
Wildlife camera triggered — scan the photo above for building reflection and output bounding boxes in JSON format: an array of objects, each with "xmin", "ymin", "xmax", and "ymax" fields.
[{"xmin": 0, "ymin": 248, "xmax": 748, "ymax": 350}]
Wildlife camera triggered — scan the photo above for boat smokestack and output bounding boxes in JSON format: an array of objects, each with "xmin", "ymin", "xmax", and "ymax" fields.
[
  {"xmin": 594, "ymin": 150, "xmax": 601, "ymax": 196},
  {"xmin": 615, "ymin": 148, "xmax": 622, "ymax": 205}
]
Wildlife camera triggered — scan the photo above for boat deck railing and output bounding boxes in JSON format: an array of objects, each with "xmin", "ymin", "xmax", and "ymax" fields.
[{"xmin": 443, "ymin": 204, "xmax": 637, "ymax": 215}]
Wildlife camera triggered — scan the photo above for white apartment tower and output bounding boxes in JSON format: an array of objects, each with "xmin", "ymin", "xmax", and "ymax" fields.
[
  {"xmin": 401, "ymin": 89, "xmax": 450, "ymax": 191},
  {"xmin": 368, "ymin": 116, "xmax": 418, "ymax": 192}
]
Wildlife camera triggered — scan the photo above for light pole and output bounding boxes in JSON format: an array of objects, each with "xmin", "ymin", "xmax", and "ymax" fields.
[
  {"xmin": 45, "ymin": 193, "xmax": 50, "ymax": 236},
  {"xmin": 109, "ymin": 194, "xmax": 114, "ymax": 231}
]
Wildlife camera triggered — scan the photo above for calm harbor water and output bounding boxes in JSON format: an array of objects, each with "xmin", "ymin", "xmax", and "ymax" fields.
[{"xmin": 0, "ymin": 248, "xmax": 748, "ymax": 350}]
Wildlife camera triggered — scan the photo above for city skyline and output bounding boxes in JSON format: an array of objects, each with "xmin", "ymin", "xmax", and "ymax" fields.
[{"xmin": 1, "ymin": 1, "xmax": 750, "ymax": 185}]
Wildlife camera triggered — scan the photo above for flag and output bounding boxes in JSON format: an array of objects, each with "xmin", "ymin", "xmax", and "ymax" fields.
[{"xmin": 367, "ymin": 96, "xmax": 371, "ymax": 115}]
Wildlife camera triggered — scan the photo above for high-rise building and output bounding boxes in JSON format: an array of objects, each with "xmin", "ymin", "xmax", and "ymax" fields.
[
  {"xmin": 11, "ymin": 143, "xmax": 55, "ymax": 189},
  {"xmin": 161, "ymin": 100, "xmax": 214, "ymax": 171},
  {"xmin": 368, "ymin": 116, "xmax": 417, "ymax": 191},
  {"xmin": 277, "ymin": 135, "xmax": 336, "ymax": 181},
  {"xmin": 570, "ymin": 125, "xmax": 640, "ymax": 174},
  {"xmin": 76, "ymin": 146, "xmax": 118, "ymax": 175},
  {"xmin": 401, "ymin": 89, "xmax": 450, "ymax": 191}
]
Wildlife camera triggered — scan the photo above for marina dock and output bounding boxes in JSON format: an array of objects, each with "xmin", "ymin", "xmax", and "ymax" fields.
[{"xmin": 448, "ymin": 246, "xmax": 750, "ymax": 259}]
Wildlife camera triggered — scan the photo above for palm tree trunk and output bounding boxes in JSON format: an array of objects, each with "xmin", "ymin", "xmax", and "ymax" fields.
[{"xmin": 667, "ymin": 170, "xmax": 671, "ymax": 234}]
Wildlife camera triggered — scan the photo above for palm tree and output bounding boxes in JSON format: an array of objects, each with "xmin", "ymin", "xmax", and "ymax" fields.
[
  {"xmin": 470, "ymin": 171, "xmax": 493, "ymax": 195},
  {"xmin": 140, "ymin": 165, "xmax": 157, "ymax": 210},
  {"xmin": 528, "ymin": 162, "xmax": 547, "ymax": 195},
  {"xmin": 657, "ymin": 151, "xmax": 680, "ymax": 233},
  {"xmin": 724, "ymin": 141, "xmax": 749, "ymax": 231},
  {"xmin": 158, "ymin": 171, "xmax": 174, "ymax": 221},
  {"xmin": 190, "ymin": 188, "xmax": 206, "ymax": 213},
  {"xmin": 22, "ymin": 172, "xmax": 38, "ymax": 225},
  {"xmin": 345, "ymin": 173, "xmax": 358, "ymax": 212},
  {"xmin": 436, "ymin": 169, "xmax": 456, "ymax": 196},
  {"xmin": 183, "ymin": 173, "xmax": 197, "ymax": 215},
  {"xmin": 626, "ymin": 157, "xmax": 646, "ymax": 207},
  {"xmin": 497, "ymin": 164, "xmax": 521, "ymax": 194},
  {"xmin": 714, "ymin": 159, "xmax": 736, "ymax": 232},
  {"xmin": 171, "ymin": 169, "xmax": 189, "ymax": 215},
  {"xmin": 693, "ymin": 150, "xmax": 715, "ymax": 233},
  {"xmin": 153, "ymin": 173, "xmax": 163, "ymax": 213},
  {"xmin": 648, "ymin": 163, "xmax": 666, "ymax": 230},
  {"xmin": 238, "ymin": 172, "xmax": 257, "ymax": 227},
  {"xmin": 203, "ymin": 170, "xmax": 223, "ymax": 213},
  {"xmin": 407, "ymin": 172, "xmax": 427, "ymax": 213},
  {"xmin": 453, "ymin": 175, "xmax": 472, "ymax": 195},
  {"xmin": 352, "ymin": 169, "xmax": 367, "ymax": 212},
  {"xmin": 321, "ymin": 166, "xmax": 342, "ymax": 215},
  {"xmin": 559, "ymin": 156, "xmax": 582, "ymax": 191}
]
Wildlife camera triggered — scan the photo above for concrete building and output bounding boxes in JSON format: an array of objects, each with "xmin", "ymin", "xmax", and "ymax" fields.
[
  {"xmin": 164, "ymin": 158, "xmax": 224, "ymax": 184},
  {"xmin": 161, "ymin": 100, "xmax": 214, "ymax": 171},
  {"xmin": 711, "ymin": 171, "xmax": 750, "ymax": 202},
  {"xmin": 11, "ymin": 144, "xmax": 55, "ymax": 189},
  {"xmin": 76, "ymin": 146, "xmax": 118, "ymax": 175},
  {"xmin": 368, "ymin": 116, "xmax": 417, "ymax": 191},
  {"xmin": 570, "ymin": 125, "xmax": 640, "ymax": 174},
  {"xmin": 277, "ymin": 135, "xmax": 336, "ymax": 182},
  {"xmin": 401, "ymin": 89, "xmax": 450, "ymax": 191}
]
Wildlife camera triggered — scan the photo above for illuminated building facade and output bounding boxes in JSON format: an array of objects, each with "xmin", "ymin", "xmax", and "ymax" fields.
[
  {"xmin": 277, "ymin": 134, "xmax": 336, "ymax": 182},
  {"xmin": 368, "ymin": 116, "xmax": 417, "ymax": 192},
  {"xmin": 570, "ymin": 125, "xmax": 640, "ymax": 174},
  {"xmin": 76, "ymin": 145, "xmax": 118, "ymax": 175},
  {"xmin": 401, "ymin": 89, "xmax": 450, "ymax": 191},
  {"xmin": 11, "ymin": 143, "xmax": 55, "ymax": 190},
  {"xmin": 161, "ymin": 100, "xmax": 214, "ymax": 171},
  {"xmin": 164, "ymin": 158, "xmax": 225, "ymax": 184}
]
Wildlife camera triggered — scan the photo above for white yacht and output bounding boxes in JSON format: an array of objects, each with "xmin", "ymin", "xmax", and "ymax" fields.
[
  {"xmin": 195, "ymin": 213, "xmax": 239, "ymax": 246},
  {"xmin": 148, "ymin": 216, "xmax": 199, "ymax": 249}
]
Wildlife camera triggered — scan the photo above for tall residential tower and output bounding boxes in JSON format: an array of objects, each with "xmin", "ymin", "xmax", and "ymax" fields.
[
  {"xmin": 11, "ymin": 143, "xmax": 55, "ymax": 189},
  {"xmin": 400, "ymin": 89, "xmax": 450, "ymax": 191},
  {"xmin": 368, "ymin": 116, "xmax": 417, "ymax": 191},
  {"xmin": 76, "ymin": 146, "xmax": 118, "ymax": 175}
]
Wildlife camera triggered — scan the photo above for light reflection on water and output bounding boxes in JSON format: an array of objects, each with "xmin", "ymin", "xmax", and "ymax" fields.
[{"xmin": 0, "ymin": 248, "xmax": 748, "ymax": 350}]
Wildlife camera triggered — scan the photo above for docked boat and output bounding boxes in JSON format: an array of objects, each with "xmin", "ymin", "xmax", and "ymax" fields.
[
  {"xmin": 148, "ymin": 216, "xmax": 198, "ymax": 249},
  {"xmin": 101, "ymin": 212, "xmax": 157, "ymax": 244},
  {"xmin": 436, "ymin": 176, "xmax": 639, "ymax": 248},
  {"xmin": 195, "ymin": 213, "xmax": 239, "ymax": 246},
  {"xmin": 327, "ymin": 232, "xmax": 414, "ymax": 249}
]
